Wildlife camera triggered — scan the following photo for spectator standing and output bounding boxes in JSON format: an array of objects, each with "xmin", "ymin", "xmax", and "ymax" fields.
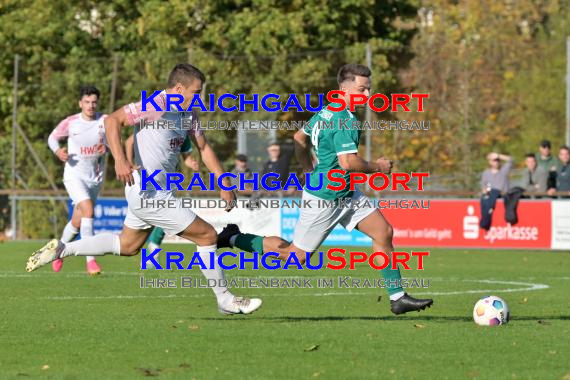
[
  {"xmin": 548, "ymin": 146, "xmax": 570, "ymax": 195},
  {"xmin": 520, "ymin": 154, "xmax": 549, "ymax": 194},
  {"xmin": 230, "ymin": 154, "xmax": 254, "ymax": 195}
]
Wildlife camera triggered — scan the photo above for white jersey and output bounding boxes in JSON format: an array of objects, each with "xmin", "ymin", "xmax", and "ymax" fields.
[
  {"xmin": 123, "ymin": 90, "xmax": 202, "ymax": 199},
  {"xmin": 48, "ymin": 113, "xmax": 107, "ymax": 183}
]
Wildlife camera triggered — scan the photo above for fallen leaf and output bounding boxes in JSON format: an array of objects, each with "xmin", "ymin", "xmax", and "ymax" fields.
[
  {"xmin": 537, "ymin": 320, "xmax": 551, "ymax": 325},
  {"xmin": 304, "ymin": 345, "xmax": 319, "ymax": 352},
  {"xmin": 135, "ymin": 368, "xmax": 161, "ymax": 377},
  {"xmin": 467, "ymin": 370, "xmax": 480, "ymax": 378},
  {"xmin": 41, "ymin": 365, "xmax": 49, "ymax": 370},
  {"xmin": 414, "ymin": 324, "xmax": 426, "ymax": 329}
]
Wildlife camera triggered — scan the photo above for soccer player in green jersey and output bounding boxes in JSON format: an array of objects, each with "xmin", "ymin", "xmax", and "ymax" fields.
[{"xmin": 219, "ymin": 64, "xmax": 433, "ymax": 315}]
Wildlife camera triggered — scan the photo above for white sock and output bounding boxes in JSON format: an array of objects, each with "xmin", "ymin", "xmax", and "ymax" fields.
[
  {"xmin": 61, "ymin": 233, "xmax": 121, "ymax": 258},
  {"xmin": 147, "ymin": 242, "xmax": 160, "ymax": 268},
  {"xmin": 148, "ymin": 242, "xmax": 160, "ymax": 256},
  {"xmin": 60, "ymin": 222, "xmax": 79, "ymax": 243},
  {"xmin": 229, "ymin": 235, "xmax": 238, "ymax": 248},
  {"xmin": 197, "ymin": 244, "xmax": 233, "ymax": 304},
  {"xmin": 80, "ymin": 217, "xmax": 96, "ymax": 262},
  {"xmin": 389, "ymin": 291, "xmax": 405, "ymax": 301}
]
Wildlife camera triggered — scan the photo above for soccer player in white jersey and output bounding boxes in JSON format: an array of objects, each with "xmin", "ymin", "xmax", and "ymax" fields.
[
  {"xmin": 47, "ymin": 85, "xmax": 107, "ymax": 275},
  {"xmin": 27, "ymin": 64, "xmax": 262, "ymax": 315}
]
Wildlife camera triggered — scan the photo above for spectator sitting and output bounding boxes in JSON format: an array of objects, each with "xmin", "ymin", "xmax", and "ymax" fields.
[
  {"xmin": 230, "ymin": 154, "xmax": 254, "ymax": 196},
  {"xmin": 480, "ymin": 152, "xmax": 513, "ymax": 194},
  {"xmin": 520, "ymin": 153, "xmax": 549, "ymax": 195},
  {"xmin": 548, "ymin": 146, "xmax": 570, "ymax": 196}
]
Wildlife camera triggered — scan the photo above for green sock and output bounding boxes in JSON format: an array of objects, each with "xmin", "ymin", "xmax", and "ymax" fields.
[
  {"xmin": 148, "ymin": 227, "xmax": 165, "ymax": 246},
  {"xmin": 234, "ymin": 233, "xmax": 264, "ymax": 254},
  {"xmin": 381, "ymin": 264, "xmax": 404, "ymax": 296}
]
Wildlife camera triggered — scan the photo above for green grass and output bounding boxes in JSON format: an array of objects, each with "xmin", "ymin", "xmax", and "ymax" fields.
[{"xmin": 1, "ymin": 242, "xmax": 569, "ymax": 379}]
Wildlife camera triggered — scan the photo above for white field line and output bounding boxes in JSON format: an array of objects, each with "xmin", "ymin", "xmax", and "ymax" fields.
[{"xmin": 34, "ymin": 279, "xmax": 550, "ymax": 301}]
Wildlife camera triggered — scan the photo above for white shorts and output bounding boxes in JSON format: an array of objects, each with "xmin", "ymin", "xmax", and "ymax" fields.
[
  {"xmin": 292, "ymin": 189, "xmax": 377, "ymax": 252},
  {"xmin": 123, "ymin": 182, "xmax": 197, "ymax": 236},
  {"xmin": 64, "ymin": 178, "xmax": 102, "ymax": 206}
]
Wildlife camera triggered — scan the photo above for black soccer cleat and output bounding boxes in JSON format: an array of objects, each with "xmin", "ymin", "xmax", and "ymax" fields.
[
  {"xmin": 217, "ymin": 224, "xmax": 241, "ymax": 249},
  {"xmin": 390, "ymin": 293, "xmax": 433, "ymax": 315}
]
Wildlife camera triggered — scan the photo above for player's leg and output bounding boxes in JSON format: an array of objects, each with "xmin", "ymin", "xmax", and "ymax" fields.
[
  {"xmin": 26, "ymin": 223, "xmax": 151, "ymax": 272},
  {"xmin": 26, "ymin": 196, "xmax": 155, "ymax": 272},
  {"xmin": 352, "ymin": 205, "xmax": 433, "ymax": 314},
  {"xmin": 128, "ymin": 191, "xmax": 261, "ymax": 315},
  {"xmin": 51, "ymin": 205, "xmax": 81, "ymax": 272},
  {"xmin": 65, "ymin": 205, "xmax": 82, "ymax": 241},
  {"xmin": 75, "ymin": 198, "xmax": 101, "ymax": 274},
  {"xmin": 172, "ymin": 214, "xmax": 261, "ymax": 314},
  {"xmin": 52, "ymin": 180, "xmax": 86, "ymax": 272},
  {"xmin": 219, "ymin": 192, "xmax": 339, "ymax": 265},
  {"xmin": 145, "ymin": 227, "xmax": 166, "ymax": 269}
]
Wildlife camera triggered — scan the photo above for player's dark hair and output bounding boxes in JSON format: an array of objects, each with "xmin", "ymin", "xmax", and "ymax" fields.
[
  {"xmin": 337, "ymin": 64, "xmax": 371, "ymax": 85},
  {"xmin": 525, "ymin": 153, "xmax": 536, "ymax": 159},
  {"xmin": 79, "ymin": 85, "xmax": 100, "ymax": 100},
  {"xmin": 168, "ymin": 63, "xmax": 206, "ymax": 88}
]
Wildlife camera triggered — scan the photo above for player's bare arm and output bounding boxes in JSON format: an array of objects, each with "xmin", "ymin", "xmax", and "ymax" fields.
[
  {"xmin": 191, "ymin": 133, "xmax": 236, "ymax": 211},
  {"xmin": 338, "ymin": 153, "xmax": 393, "ymax": 174},
  {"xmin": 294, "ymin": 130, "xmax": 314, "ymax": 173},
  {"xmin": 125, "ymin": 134, "xmax": 135, "ymax": 166},
  {"xmin": 104, "ymin": 107, "xmax": 137, "ymax": 186}
]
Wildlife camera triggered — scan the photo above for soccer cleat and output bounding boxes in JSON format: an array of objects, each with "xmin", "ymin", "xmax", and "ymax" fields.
[
  {"xmin": 26, "ymin": 239, "xmax": 62, "ymax": 272},
  {"xmin": 52, "ymin": 258, "xmax": 63, "ymax": 272},
  {"xmin": 218, "ymin": 296, "xmax": 262, "ymax": 315},
  {"xmin": 86, "ymin": 260, "xmax": 102, "ymax": 276},
  {"xmin": 390, "ymin": 293, "xmax": 433, "ymax": 315},
  {"xmin": 217, "ymin": 224, "xmax": 240, "ymax": 249}
]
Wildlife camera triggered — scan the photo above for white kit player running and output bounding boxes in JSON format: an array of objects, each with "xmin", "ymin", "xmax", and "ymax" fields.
[
  {"xmin": 47, "ymin": 86, "xmax": 107, "ymax": 275},
  {"xmin": 27, "ymin": 63, "xmax": 262, "ymax": 315}
]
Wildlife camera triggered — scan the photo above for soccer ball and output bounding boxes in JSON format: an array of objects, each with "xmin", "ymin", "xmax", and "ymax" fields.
[{"xmin": 473, "ymin": 296, "xmax": 510, "ymax": 326}]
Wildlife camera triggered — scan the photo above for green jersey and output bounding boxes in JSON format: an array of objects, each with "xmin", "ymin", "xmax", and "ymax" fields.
[
  {"xmin": 303, "ymin": 107, "xmax": 361, "ymax": 200},
  {"xmin": 181, "ymin": 136, "xmax": 192, "ymax": 154}
]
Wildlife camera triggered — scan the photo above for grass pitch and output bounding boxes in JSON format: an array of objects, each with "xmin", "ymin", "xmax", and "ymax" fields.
[{"xmin": 0, "ymin": 242, "xmax": 569, "ymax": 379}]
